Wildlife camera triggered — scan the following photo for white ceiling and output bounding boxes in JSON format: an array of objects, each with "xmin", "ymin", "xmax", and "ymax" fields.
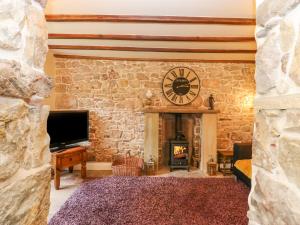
[
  {"xmin": 45, "ymin": 0, "xmax": 256, "ymax": 17},
  {"xmin": 45, "ymin": 0, "xmax": 256, "ymax": 62}
]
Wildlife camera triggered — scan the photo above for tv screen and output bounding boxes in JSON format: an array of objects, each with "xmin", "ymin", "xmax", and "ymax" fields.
[{"xmin": 47, "ymin": 110, "xmax": 89, "ymax": 152}]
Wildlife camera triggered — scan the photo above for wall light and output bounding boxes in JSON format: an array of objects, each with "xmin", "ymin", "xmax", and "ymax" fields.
[{"xmin": 243, "ymin": 94, "xmax": 254, "ymax": 109}]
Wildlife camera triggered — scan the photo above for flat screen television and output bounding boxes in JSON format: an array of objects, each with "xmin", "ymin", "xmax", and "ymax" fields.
[{"xmin": 47, "ymin": 110, "xmax": 89, "ymax": 152}]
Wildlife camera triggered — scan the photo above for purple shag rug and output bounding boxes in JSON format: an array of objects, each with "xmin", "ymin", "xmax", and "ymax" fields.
[{"xmin": 49, "ymin": 177, "xmax": 249, "ymax": 225}]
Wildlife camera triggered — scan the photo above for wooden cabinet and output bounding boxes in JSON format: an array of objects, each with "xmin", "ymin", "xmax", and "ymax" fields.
[{"xmin": 52, "ymin": 146, "xmax": 87, "ymax": 190}]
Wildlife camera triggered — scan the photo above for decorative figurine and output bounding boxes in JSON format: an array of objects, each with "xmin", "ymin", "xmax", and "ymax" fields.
[
  {"xmin": 144, "ymin": 90, "xmax": 153, "ymax": 106},
  {"xmin": 148, "ymin": 154, "xmax": 154, "ymax": 163},
  {"xmin": 208, "ymin": 94, "xmax": 215, "ymax": 110},
  {"xmin": 145, "ymin": 90, "xmax": 153, "ymax": 99}
]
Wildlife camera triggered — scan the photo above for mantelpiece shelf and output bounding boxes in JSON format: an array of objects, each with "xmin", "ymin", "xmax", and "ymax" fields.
[{"xmin": 143, "ymin": 106, "xmax": 220, "ymax": 114}]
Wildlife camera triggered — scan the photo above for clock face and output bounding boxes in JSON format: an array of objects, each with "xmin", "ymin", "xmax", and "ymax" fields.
[{"xmin": 162, "ymin": 67, "xmax": 200, "ymax": 105}]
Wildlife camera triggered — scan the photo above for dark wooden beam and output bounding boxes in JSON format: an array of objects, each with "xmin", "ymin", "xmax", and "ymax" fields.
[
  {"xmin": 48, "ymin": 33, "xmax": 256, "ymax": 42},
  {"xmin": 46, "ymin": 14, "xmax": 256, "ymax": 25},
  {"xmin": 53, "ymin": 54, "xmax": 255, "ymax": 64},
  {"xmin": 49, "ymin": 45, "xmax": 256, "ymax": 53}
]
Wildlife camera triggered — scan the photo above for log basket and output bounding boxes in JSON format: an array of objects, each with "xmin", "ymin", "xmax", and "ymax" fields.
[{"xmin": 112, "ymin": 151, "xmax": 144, "ymax": 176}]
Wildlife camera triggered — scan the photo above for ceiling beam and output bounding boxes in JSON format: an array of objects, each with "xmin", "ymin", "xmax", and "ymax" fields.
[
  {"xmin": 46, "ymin": 14, "xmax": 256, "ymax": 25},
  {"xmin": 48, "ymin": 34, "xmax": 256, "ymax": 42},
  {"xmin": 54, "ymin": 54, "xmax": 255, "ymax": 64},
  {"xmin": 49, "ymin": 45, "xmax": 256, "ymax": 53}
]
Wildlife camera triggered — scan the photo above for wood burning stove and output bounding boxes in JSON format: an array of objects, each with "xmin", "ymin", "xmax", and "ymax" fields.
[{"xmin": 169, "ymin": 114, "xmax": 190, "ymax": 171}]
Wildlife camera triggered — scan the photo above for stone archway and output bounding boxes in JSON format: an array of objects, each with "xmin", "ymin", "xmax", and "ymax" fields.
[
  {"xmin": 0, "ymin": 0, "xmax": 52, "ymax": 224},
  {"xmin": 249, "ymin": 1, "xmax": 300, "ymax": 224}
]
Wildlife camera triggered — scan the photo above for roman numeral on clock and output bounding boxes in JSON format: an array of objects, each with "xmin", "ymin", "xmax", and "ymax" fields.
[
  {"xmin": 189, "ymin": 90, "xmax": 196, "ymax": 96},
  {"xmin": 166, "ymin": 89, "xmax": 174, "ymax": 97},
  {"xmin": 167, "ymin": 77, "xmax": 173, "ymax": 82},
  {"xmin": 191, "ymin": 85, "xmax": 199, "ymax": 89},
  {"xmin": 179, "ymin": 96, "xmax": 183, "ymax": 104},
  {"xmin": 179, "ymin": 69, "xmax": 184, "ymax": 77},
  {"xmin": 186, "ymin": 72, "xmax": 190, "ymax": 79},
  {"xmin": 190, "ymin": 77, "xmax": 197, "ymax": 83},
  {"xmin": 171, "ymin": 71, "xmax": 178, "ymax": 78},
  {"xmin": 164, "ymin": 84, "xmax": 172, "ymax": 88},
  {"xmin": 171, "ymin": 94, "xmax": 178, "ymax": 102}
]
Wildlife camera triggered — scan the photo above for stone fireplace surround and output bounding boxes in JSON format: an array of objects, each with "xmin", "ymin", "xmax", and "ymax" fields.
[{"xmin": 143, "ymin": 106, "xmax": 218, "ymax": 174}]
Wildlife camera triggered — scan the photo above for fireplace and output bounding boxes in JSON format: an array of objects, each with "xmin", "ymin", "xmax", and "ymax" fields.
[
  {"xmin": 143, "ymin": 107, "xmax": 218, "ymax": 174},
  {"xmin": 169, "ymin": 114, "xmax": 189, "ymax": 171}
]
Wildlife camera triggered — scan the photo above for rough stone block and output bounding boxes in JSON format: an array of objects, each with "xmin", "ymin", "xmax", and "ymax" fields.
[
  {"xmin": 0, "ymin": 97, "xmax": 29, "ymax": 181},
  {"xmin": 279, "ymin": 135, "xmax": 300, "ymax": 188},
  {"xmin": 252, "ymin": 111, "xmax": 281, "ymax": 171},
  {"xmin": 0, "ymin": 165, "xmax": 51, "ymax": 225},
  {"xmin": 280, "ymin": 19, "xmax": 297, "ymax": 53},
  {"xmin": 290, "ymin": 32, "xmax": 300, "ymax": 86},
  {"xmin": 0, "ymin": 59, "xmax": 52, "ymax": 99},
  {"xmin": 257, "ymin": 0, "xmax": 300, "ymax": 26},
  {"xmin": 255, "ymin": 94, "xmax": 300, "ymax": 110},
  {"xmin": 23, "ymin": 105, "xmax": 50, "ymax": 169},
  {"xmin": 0, "ymin": 0, "xmax": 26, "ymax": 50},
  {"xmin": 255, "ymin": 33, "xmax": 281, "ymax": 94},
  {"xmin": 248, "ymin": 170, "xmax": 300, "ymax": 225},
  {"xmin": 0, "ymin": 97, "xmax": 51, "ymax": 178},
  {"xmin": 23, "ymin": 4, "xmax": 48, "ymax": 70},
  {"xmin": 284, "ymin": 109, "xmax": 300, "ymax": 131}
]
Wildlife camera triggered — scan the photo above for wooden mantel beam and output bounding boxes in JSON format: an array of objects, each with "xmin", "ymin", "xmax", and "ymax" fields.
[
  {"xmin": 48, "ymin": 34, "xmax": 256, "ymax": 42},
  {"xmin": 49, "ymin": 45, "xmax": 257, "ymax": 53},
  {"xmin": 45, "ymin": 14, "xmax": 256, "ymax": 25},
  {"xmin": 53, "ymin": 54, "xmax": 256, "ymax": 64}
]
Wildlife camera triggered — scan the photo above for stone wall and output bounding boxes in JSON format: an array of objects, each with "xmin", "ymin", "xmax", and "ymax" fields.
[
  {"xmin": 248, "ymin": 1, "xmax": 300, "ymax": 224},
  {"xmin": 0, "ymin": 0, "xmax": 52, "ymax": 224},
  {"xmin": 52, "ymin": 59, "xmax": 255, "ymax": 162}
]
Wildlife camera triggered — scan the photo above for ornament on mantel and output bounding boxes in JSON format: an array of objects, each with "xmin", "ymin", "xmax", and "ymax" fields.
[
  {"xmin": 208, "ymin": 94, "xmax": 215, "ymax": 110},
  {"xmin": 146, "ymin": 154, "xmax": 156, "ymax": 175},
  {"xmin": 144, "ymin": 90, "xmax": 153, "ymax": 106}
]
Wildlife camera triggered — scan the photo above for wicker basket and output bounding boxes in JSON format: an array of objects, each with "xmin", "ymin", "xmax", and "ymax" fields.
[{"xmin": 112, "ymin": 152, "xmax": 144, "ymax": 176}]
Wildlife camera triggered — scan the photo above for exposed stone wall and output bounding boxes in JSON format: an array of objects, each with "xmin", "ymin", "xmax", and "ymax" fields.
[
  {"xmin": 248, "ymin": 1, "xmax": 300, "ymax": 224},
  {"xmin": 0, "ymin": 0, "xmax": 52, "ymax": 224},
  {"xmin": 53, "ymin": 59, "xmax": 255, "ymax": 162}
]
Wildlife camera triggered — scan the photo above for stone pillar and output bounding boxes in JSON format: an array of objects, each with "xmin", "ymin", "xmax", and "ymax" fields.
[
  {"xmin": 144, "ymin": 113, "xmax": 159, "ymax": 171},
  {"xmin": 248, "ymin": 1, "xmax": 300, "ymax": 224},
  {"xmin": 200, "ymin": 114, "xmax": 217, "ymax": 173},
  {"xmin": 0, "ymin": 0, "xmax": 52, "ymax": 225}
]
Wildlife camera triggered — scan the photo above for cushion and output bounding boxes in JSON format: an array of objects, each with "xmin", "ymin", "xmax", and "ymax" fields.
[{"xmin": 234, "ymin": 159, "xmax": 252, "ymax": 179}]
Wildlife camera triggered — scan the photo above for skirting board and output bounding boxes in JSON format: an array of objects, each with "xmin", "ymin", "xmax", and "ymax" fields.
[{"xmin": 74, "ymin": 162, "xmax": 112, "ymax": 171}]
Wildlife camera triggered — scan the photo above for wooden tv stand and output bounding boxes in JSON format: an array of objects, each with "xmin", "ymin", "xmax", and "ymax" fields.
[{"xmin": 51, "ymin": 146, "xmax": 87, "ymax": 190}]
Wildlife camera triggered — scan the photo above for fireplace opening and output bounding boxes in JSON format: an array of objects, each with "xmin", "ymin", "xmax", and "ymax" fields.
[
  {"xmin": 169, "ymin": 114, "xmax": 190, "ymax": 171},
  {"xmin": 159, "ymin": 113, "xmax": 201, "ymax": 171}
]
